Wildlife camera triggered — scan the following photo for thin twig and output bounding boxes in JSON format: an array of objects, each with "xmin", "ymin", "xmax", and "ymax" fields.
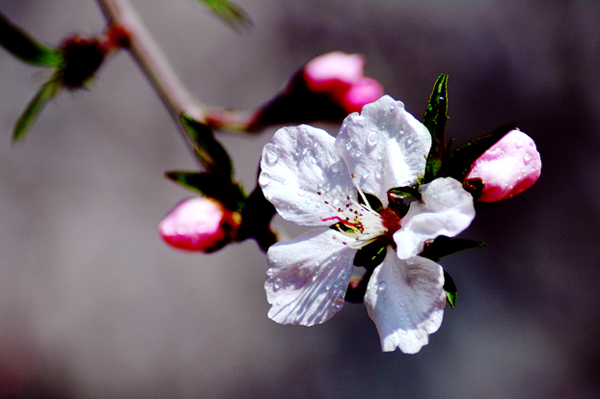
[{"xmin": 96, "ymin": 0, "xmax": 205, "ymax": 155}]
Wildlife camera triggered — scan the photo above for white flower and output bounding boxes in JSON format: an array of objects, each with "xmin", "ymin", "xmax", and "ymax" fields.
[{"xmin": 259, "ymin": 95, "xmax": 475, "ymax": 353}]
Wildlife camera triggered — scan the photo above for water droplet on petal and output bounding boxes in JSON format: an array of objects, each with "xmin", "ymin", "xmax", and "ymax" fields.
[
  {"xmin": 259, "ymin": 173, "xmax": 271, "ymax": 186},
  {"xmin": 297, "ymin": 187, "xmax": 306, "ymax": 196},
  {"xmin": 377, "ymin": 281, "xmax": 387, "ymax": 293},
  {"xmin": 355, "ymin": 149, "xmax": 363, "ymax": 158},
  {"xmin": 367, "ymin": 130, "xmax": 379, "ymax": 147},
  {"xmin": 375, "ymin": 168, "xmax": 384, "ymax": 179},
  {"xmin": 406, "ymin": 138, "xmax": 413, "ymax": 145},
  {"xmin": 266, "ymin": 146, "xmax": 279, "ymax": 164},
  {"xmin": 266, "ymin": 192, "xmax": 273, "ymax": 201},
  {"xmin": 305, "ymin": 197, "xmax": 312, "ymax": 204},
  {"xmin": 331, "ymin": 163, "xmax": 340, "ymax": 174},
  {"xmin": 362, "ymin": 170, "xmax": 370, "ymax": 179},
  {"xmin": 524, "ymin": 151, "xmax": 532, "ymax": 164},
  {"xmin": 516, "ymin": 139, "xmax": 524, "ymax": 148},
  {"xmin": 377, "ymin": 151, "xmax": 384, "ymax": 160},
  {"xmin": 333, "ymin": 297, "xmax": 344, "ymax": 310},
  {"xmin": 389, "ymin": 105, "xmax": 395, "ymax": 113},
  {"xmin": 401, "ymin": 329, "xmax": 407, "ymax": 335},
  {"xmin": 325, "ymin": 281, "xmax": 333, "ymax": 291},
  {"xmin": 274, "ymin": 278, "xmax": 282, "ymax": 290}
]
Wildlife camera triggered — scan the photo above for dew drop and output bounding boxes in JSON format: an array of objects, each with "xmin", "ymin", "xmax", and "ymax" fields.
[
  {"xmin": 389, "ymin": 105, "xmax": 395, "ymax": 113},
  {"xmin": 312, "ymin": 272, "xmax": 319, "ymax": 282},
  {"xmin": 306, "ymin": 197, "xmax": 312, "ymax": 205},
  {"xmin": 258, "ymin": 173, "xmax": 271, "ymax": 186},
  {"xmin": 274, "ymin": 278, "xmax": 282, "ymax": 290},
  {"xmin": 331, "ymin": 163, "xmax": 340, "ymax": 174},
  {"xmin": 401, "ymin": 329, "xmax": 407, "ymax": 335},
  {"xmin": 362, "ymin": 170, "xmax": 370, "ymax": 179},
  {"xmin": 325, "ymin": 281, "xmax": 333, "ymax": 291},
  {"xmin": 375, "ymin": 168, "xmax": 384, "ymax": 179},
  {"xmin": 333, "ymin": 297, "xmax": 344, "ymax": 310},
  {"xmin": 355, "ymin": 149, "xmax": 363, "ymax": 158},
  {"xmin": 406, "ymin": 138, "xmax": 413, "ymax": 145},
  {"xmin": 266, "ymin": 146, "xmax": 279, "ymax": 164},
  {"xmin": 406, "ymin": 257, "xmax": 415, "ymax": 265},
  {"xmin": 294, "ymin": 202, "xmax": 302, "ymax": 210},
  {"xmin": 516, "ymin": 139, "xmax": 524, "ymax": 148},
  {"xmin": 377, "ymin": 281, "xmax": 387, "ymax": 293},
  {"xmin": 297, "ymin": 187, "xmax": 306, "ymax": 197},
  {"xmin": 332, "ymin": 252, "xmax": 338, "ymax": 259},
  {"xmin": 266, "ymin": 192, "xmax": 273, "ymax": 201},
  {"xmin": 523, "ymin": 151, "xmax": 532, "ymax": 164},
  {"xmin": 332, "ymin": 198, "xmax": 340, "ymax": 206},
  {"xmin": 315, "ymin": 202, "xmax": 322, "ymax": 210},
  {"xmin": 377, "ymin": 151, "xmax": 384, "ymax": 160},
  {"xmin": 367, "ymin": 131, "xmax": 379, "ymax": 147}
]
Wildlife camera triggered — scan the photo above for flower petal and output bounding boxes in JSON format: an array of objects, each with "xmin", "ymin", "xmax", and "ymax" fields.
[
  {"xmin": 394, "ymin": 177, "xmax": 475, "ymax": 259},
  {"xmin": 265, "ymin": 228, "xmax": 356, "ymax": 326},
  {"xmin": 334, "ymin": 95, "xmax": 431, "ymax": 205},
  {"xmin": 260, "ymin": 125, "xmax": 355, "ymax": 226},
  {"xmin": 364, "ymin": 254, "xmax": 446, "ymax": 353}
]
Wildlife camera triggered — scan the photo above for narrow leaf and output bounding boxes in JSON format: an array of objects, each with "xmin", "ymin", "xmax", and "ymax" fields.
[
  {"xmin": 181, "ymin": 114, "xmax": 234, "ymax": 177},
  {"xmin": 423, "ymin": 74, "xmax": 449, "ymax": 182},
  {"xmin": 0, "ymin": 12, "xmax": 62, "ymax": 67},
  {"xmin": 388, "ymin": 186, "xmax": 422, "ymax": 201},
  {"xmin": 446, "ymin": 122, "xmax": 518, "ymax": 181},
  {"xmin": 420, "ymin": 235, "xmax": 487, "ymax": 262},
  {"xmin": 195, "ymin": 0, "xmax": 252, "ymax": 31},
  {"xmin": 443, "ymin": 269, "xmax": 457, "ymax": 308},
  {"xmin": 165, "ymin": 171, "xmax": 246, "ymax": 211},
  {"xmin": 13, "ymin": 78, "xmax": 61, "ymax": 142}
]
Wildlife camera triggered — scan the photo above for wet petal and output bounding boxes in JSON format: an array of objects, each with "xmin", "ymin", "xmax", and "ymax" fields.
[
  {"xmin": 260, "ymin": 125, "xmax": 355, "ymax": 227},
  {"xmin": 394, "ymin": 177, "xmax": 475, "ymax": 259},
  {"xmin": 364, "ymin": 254, "xmax": 446, "ymax": 353},
  {"xmin": 265, "ymin": 228, "xmax": 356, "ymax": 326},
  {"xmin": 335, "ymin": 95, "xmax": 431, "ymax": 206}
]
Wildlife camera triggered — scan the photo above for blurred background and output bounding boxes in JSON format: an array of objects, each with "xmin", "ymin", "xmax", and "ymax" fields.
[{"xmin": 1, "ymin": 0, "xmax": 599, "ymax": 398}]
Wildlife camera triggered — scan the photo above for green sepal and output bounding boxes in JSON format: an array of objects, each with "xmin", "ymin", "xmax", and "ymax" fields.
[
  {"xmin": 423, "ymin": 74, "xmax": 449, "ymax": 182},
  {"xmin": 165, "ymin": 171, "xmax": 246, "ymax": 212},
  {"xmin": 443, "ymin": 269, "xmax": 457, "ymax": 309},
  {"xmin": 353, "ymin": 239, "xmax": 387, "ymax": 270},
  {"xmin": 13, "ymin": 78, "xmax": 61, "ymax": 142},
  {"xmin": 446, "ymin": 122, "xmax": 518, "ymax": 181},
  {"xmin": 195, "ymin": 0, "xmax": 252, "ymax": 31},
  {"xmin": 0, "ymin": 12, "xmax": 63, "ymax": 67},
  {"xmin": 419, "ymin": 235, "xmax": 487, "ymax": 262},
  {"xmin": 181, "ymin": 114, "xmax": 234, "ymax": 178},
  {"xmin": 388, "ymin": 186, "xmax": 422, "ymax": 201},
  {"xmin": 358, "ymin": 193, "xmax": 383, "ymax": 213}
]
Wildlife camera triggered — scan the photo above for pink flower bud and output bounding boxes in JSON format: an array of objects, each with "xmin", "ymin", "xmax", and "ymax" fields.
[
  {"xmin": 159, "ymin": 197, "xmax": 241, "ymax": 253},
  {"xmin": 303, "ymin": 51, "xmax": 384, "ymax": 113},
  {"xmin": 466, "ymin": 130, "xmax": 542, "ymax": 202}
]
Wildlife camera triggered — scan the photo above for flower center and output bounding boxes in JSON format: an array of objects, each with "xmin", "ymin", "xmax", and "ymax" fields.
[{"xmin": 319, "ymin": 188, "xmax": 388, "ymax": 248}]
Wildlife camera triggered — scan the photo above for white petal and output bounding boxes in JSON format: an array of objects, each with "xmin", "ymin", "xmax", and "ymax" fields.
[
  {"xmin": 334, "ymin": 95, "xmax": 431, "ymax": 206},
  {"xmin": 394, "ymin": 177, "xmax": 475, "ymax": 259},
  {"xmin": 265, "ymin": 228, "xmax": 357, "ymax": 326},
  {"xmin": 364, "ymin": 254, "xmax": 446, "ymax": 354},
  {"xmin": 260, "ymin": 125, "xmax": 355, "ymax": 226}
]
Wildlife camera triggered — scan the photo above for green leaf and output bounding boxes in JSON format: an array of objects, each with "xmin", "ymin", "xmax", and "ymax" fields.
[
  {"xmin": 388, "ymin": 186, "xmax": 422, "ymax": 201},
  {"xmin": 165, "ymin": 171, "xmax": 246, "ymax": 211},
  {"xmin": 181, "ymin": 114, "xmax": 234, "ymax": 178},
  {"xmin": 195, "ymin": 0, "xmax": 252, "ymax": 31},
  {"xmin": 0, "ymin": 12, "xmax": 62, "ymax": 67},
  {"xmin": 13, "ymin": 78, "xmax": 61, "ymax": 142},
  {"xmin": 353, "ymin": 239, "xmax": 387, "ymax": 270},
  {"xmin": 419, "ymin": 235, "xmax": 487, "ymax": 262},
  {"xmin": 443, "ymin": 269, "xmax": 457, "ymax": 308},
  {"xmin": 446, "ymin": 122, "xmax": 518, "ymax": 181},
  {"xmin": 423, "ymin": 74, "xmax": 449, "ymax": 182}
]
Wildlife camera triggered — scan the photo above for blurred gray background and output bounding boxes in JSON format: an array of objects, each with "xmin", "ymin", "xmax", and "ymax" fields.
[{"xmin": 1, "ymin": 0, "xmax": 599, "ymax": 398}]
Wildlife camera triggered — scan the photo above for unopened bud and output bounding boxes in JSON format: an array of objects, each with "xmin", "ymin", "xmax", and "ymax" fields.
[
  {"xmin": 304, "ymin": 51, "xmax": 383, "ymax": 113},
  {"xmin": 466, "ymin": 130, "xmax": 541, "ymax": 202},
  {"xmin": 159, "ymin": 197, "xmax": 241, "ymax": 253}
]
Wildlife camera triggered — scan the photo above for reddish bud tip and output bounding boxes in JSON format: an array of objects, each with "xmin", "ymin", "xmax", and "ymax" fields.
[
  {"xmin": 467, "ymin": 130, "xmax": 542, "ymax": 202},
  {"xmin": 159, "ymin": 197, "xmax": 241, "ymax": 253}
]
